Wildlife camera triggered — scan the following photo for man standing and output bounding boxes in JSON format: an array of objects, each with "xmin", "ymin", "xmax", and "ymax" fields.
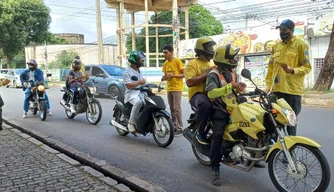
[
  {"xmin": 265, "ymin": 19, "xmax": 311, "ymax": 136},
  {"xmin": 162, "ymin": 44, "xmax": 185, "ymax": 136}
]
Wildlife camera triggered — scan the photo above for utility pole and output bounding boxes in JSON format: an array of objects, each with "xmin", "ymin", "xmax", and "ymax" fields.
[
  {"xmin": 96, "ymin": 0, "xmax": 104, "ymax": 64},
  {"xmin": 172, "ymin": 0, "xmax": 180, "ymax": 58}
]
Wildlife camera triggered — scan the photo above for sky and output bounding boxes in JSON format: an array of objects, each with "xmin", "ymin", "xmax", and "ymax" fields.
[{"xmin": 44, "ymin": 0, "xmax": 314, "ymax": 44}]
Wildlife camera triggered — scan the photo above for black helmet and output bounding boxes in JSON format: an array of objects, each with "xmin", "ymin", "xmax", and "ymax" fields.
[
  {"xmin": 128, "ymin": 51, "xmax": 146, "ymax": 68},
  {"xmin": 72, "ymin": 56, "xmax": 81, "ymax": 70}
]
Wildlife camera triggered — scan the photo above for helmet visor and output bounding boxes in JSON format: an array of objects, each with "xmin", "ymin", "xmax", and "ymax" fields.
[{"xmin": 202, "ymin": 41, "xmax": 217, "ymax": 53}]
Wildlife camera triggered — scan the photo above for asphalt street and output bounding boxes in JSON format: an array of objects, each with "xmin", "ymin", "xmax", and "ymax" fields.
[{"xmin": 1, "ymin": 86, "xmax": 333, "ymax": 192}]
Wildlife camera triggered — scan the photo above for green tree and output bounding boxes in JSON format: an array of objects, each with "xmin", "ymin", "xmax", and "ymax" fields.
[
  {"xmin": 126, "ymin": 4, "xmax": 223, "ymax": 65},
  {"xmin": 48, "ymin": 50, "xmax": 79, "ymax": 69},
  {"xmin": 46, "ymin": 33, "xmax": 68, "ymax": 45},
  {"xmin": 312, "ymin": 22, "xmax": 334, "ymax": 91},
  {"xmin": 0, "ymin": 0, "xmax": 51, "ymax": 68}
]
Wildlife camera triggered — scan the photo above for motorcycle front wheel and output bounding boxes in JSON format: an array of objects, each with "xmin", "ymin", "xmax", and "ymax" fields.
[
  {"xmin": 268, "ymin": 144, "xmax": 330, "ymax": 192},
  {"xmin": 152, "ymin": 115, "xmax": 174, "ymax": 148},
  {"xmin": 86, "ymin": 101, "xmax": 102, "ymax": 125},
  {"xmin": 39, "ymin": 100, "xmax": 47, "ymax": 121}
]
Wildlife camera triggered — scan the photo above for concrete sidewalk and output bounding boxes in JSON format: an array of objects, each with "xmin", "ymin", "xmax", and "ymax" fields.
[{"xmin": 0, "ymin": 124, "xmax": 127, "ymax": 192}]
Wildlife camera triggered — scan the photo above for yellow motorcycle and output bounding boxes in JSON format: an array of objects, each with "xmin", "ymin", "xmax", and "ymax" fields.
[{"xmin": 183, "ymin": 69, "xmax": 330, "ymax": 192}]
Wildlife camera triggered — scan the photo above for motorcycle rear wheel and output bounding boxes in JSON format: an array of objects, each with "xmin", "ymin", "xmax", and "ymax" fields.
[
  {"xmin": 114, "ymin": 110, "xmax": 129, "ymax": 136},
  {"xmin": 268, "ymin": 144, "xmax": 330, "ymax": 192},
  {"xmin": 39, "ymin": 100, "xmax": 47, "ymax": 121},
  {"xmin": 192, "ymin": 145, "xmax": 211, "ymax": 166}
]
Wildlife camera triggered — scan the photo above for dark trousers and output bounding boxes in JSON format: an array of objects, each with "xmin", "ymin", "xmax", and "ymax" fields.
[
  {"xmin": 71, "ymin": 88, "xmax": 79, "ymax": 104},
  {"xmin": 0, "ymin": 108, "xmax": 2, "ymax": 129},
  {"xmin": 273, "ymin": 92, "xmax": 302, "ymax": 136},
  {"xmin": 210, "ymin": 109, "xmax": 229, "ymax": 171},
  {"xmin": 190, "ymin": 93, "xmax": 212, "ymax": 135}
]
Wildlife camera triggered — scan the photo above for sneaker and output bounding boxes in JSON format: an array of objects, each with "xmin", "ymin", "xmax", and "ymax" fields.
[
  {"xmin": 211, "ymin": 170, "xmax": 222, "ymax": 186},
  {"xmin": 127, "ymin": 123, "xmax": 136, "ymax": 133},
  {"xmin": 174, "ymin": 129, "xmax": 183, "ymax": 137},
  {"xmin": 196, "ymin": 132, "xmax": 209, "ymax": 145},
  {"xmin": 70, "ymin": 104, "xmax": 76, "ymax": 114},
  {"xmin": 47, "ymin": 110, "xmax": 53, "ymax": 116},
  {"xmin": 22, "ymin": 112, "xmax": 27, "ymax": 119}
]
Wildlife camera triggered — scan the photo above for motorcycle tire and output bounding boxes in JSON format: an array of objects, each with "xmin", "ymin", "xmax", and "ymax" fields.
[
  {"xmin": 268, "ymin": 144, "xmax": 330, "ymax": 192},
  {"xmin": 114, "ymin": 110, "xmax": 129, "ymax": 136},
  {"xmin": 192, "ymin": 145, "xmax": 211, "ymax": 166},
  {"xmin": 39, "ymin": 100, "xmax": 47, "ymax": 121},
  {"xmin": 152, "ymin": 115, "xmax": 174, "ymax": 148},
  {"xmin": 86, "ymin": 101, "xmax": 102, "ymax": 125}
]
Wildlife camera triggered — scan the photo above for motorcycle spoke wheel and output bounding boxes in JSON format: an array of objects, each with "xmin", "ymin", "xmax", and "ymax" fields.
[
  {"xmin": 268, "ymin": 144, "xmax": 330, "ymax": 192},
  {"xmin": 86, "ymin": 102, "xmax": 102, "ymax": 125},
  {"xmin": 152, "ymin": 115, "xmax": 174, "ymax": 148}
]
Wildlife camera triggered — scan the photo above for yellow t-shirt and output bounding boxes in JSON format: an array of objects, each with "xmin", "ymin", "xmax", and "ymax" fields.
[
  {"xmin": 162, "ymin": 58, "xmax": 184, "ymax": 92},
  {"xmin": 185, "ymin": 58, "xmax": 214, "ymax": 100}
]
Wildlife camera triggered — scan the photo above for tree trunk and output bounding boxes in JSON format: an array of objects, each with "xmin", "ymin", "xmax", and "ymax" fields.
[
  {"xmin": 6, "ymin": 56, "xmax": 12, "ymax": 69},
  {"xmin": 312, "ymin": 22, "xmax": 334, "ymax": 91}
]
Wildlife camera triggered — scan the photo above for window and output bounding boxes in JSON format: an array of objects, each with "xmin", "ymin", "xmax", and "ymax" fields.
[
  {"xmin": 314, "ymin": 58, "xmax": 325, "ymax": 81},
  {"xmin": 101, "ymin": 65, "xmax": 124, "ymax": 76},
  {"xmin": 85, "ymin": 66, "xmax": 90, "ymax": 72},
  {"xmin": 92, "ymin": 67, "xmax": 103, "ymax": 76}
]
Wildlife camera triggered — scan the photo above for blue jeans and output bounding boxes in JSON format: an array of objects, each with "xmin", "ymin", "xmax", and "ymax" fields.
[
  {"xmin": 23, "ymin": 88, "xmax": 51, "ymax": 112},
  {"xmin": 71, "ymin": 87, "xmax": 79, "ymax": 104}
]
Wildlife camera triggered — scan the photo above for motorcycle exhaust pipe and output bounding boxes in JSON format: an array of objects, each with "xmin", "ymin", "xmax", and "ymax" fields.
[
  {"xmin": 110, "ymin": 120, "xmax": 128, "ymax": 132},
  {"xmin": 60, "ymin": 100, "xmax": 70, "ymax": 110}
]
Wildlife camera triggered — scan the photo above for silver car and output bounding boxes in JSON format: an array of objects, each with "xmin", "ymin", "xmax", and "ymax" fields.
[
  {"xmin": 0, "ymin": 69, "xmax": 9, "ymax": 80},
  {"xmin": 5, "ymin": 69, "xmax": 25, "ymax": 88}
]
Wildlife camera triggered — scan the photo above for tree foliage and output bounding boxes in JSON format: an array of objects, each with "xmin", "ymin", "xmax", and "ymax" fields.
[
  {"xmin": 0, "ymin": 0, "xmax": 51, "ymax": 68},
  {"xmin": 46, "ymin": 33, "xmax": 68, "ymax": 45},
  {"xmin": 126, "ymin": 4, "xmax": 223, "ymax": 61},
  {"xmin": 48, "ymin": 50, "xmax": 79, "ymax": 69},
  {"xmin": 312, "ymin": 22, "xmax": 334, "ymax": 91}
]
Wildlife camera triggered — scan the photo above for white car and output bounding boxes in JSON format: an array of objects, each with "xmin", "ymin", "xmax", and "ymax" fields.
[
  {"xmin": 5, "ymin": 69, "xmax": 25, "ymax": 88},
  {"xmin": 0, "ymin": 69, "xmax": 9, "ymax": 80}
]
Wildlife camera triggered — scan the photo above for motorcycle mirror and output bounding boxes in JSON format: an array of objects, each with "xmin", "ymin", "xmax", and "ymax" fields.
[
  {"xmin": 241, "ymin": 68, "xmax": 252, "ymax": 80},
  {"xmin": 274, "ymin": 76, "xmax": 279, "ymax": 84},
  {"xmin": 131, "ymin": 76, "xmax": 138, "ymax": 81}
]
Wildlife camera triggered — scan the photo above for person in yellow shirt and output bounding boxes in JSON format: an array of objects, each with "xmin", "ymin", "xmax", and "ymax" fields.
[
  {"xmin": 265, "ymin": 19, "xmax": 311, "ymax": 136},
  {"xmin": 185, "ymin": 36, "xmax": 217, "ymax": 144},
  {"xmin": 162, "ymin": 44, "xmax": 185, "ymax": 136},
  {"xmin": 0, "ymin": 78, "xmax": 11, "ymax": 131}
]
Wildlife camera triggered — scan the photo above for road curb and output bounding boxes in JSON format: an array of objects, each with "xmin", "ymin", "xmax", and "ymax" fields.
[{"xmin": 3, "ymin": 116, "xmax": 166, "ymax": 192}]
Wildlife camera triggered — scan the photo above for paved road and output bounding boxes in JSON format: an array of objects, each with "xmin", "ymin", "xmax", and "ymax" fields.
[{"xmin": 1, "ymin": 86, "xmax": 333, "ymax": 192}]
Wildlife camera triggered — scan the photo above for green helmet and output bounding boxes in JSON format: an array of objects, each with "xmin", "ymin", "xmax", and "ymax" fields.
[
  {"xmin": 128, "ymin": 51, "xmax": 146, "ymax": 68},
  {"xmin": 194, "ymin": 36, "xmax": 217, "ymax": 58},
  {"xmin": 213, "ymin": 44, "xmax": 240, "ymax": 69}
]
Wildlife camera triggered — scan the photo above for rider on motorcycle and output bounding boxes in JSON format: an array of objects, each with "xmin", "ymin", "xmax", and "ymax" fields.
[
  {"xmin": 123, "ymin": 51, "xmax": 146, "ymax": 133},
  {"xmin": 205, "ymin": 45, "xmax": 246, "ymax": 186},
  {"xmin": 21, "ymin": 59, "xmax": 53, "ymax": 119},
  {"xmin": 62, "ymin": 57, "xmax": 83, "ymax": 104},
  {"xmin": 67, "ymin": 57, "xmax": 85, "ymax": 113},
  {"xmin": 185, "ymin": 36, "xmax": 217, "ymax": 144}
]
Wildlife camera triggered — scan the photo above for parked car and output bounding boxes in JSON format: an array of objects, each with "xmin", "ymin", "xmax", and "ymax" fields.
[
  {"xmin": 85, "ymin": 64, "xmax": 125, "ymax": 99},
  {"xmin": 0, "ymin": 69, "xmax": 9, "ymax": 80},
  {"xmin": 5, "ymin": 69, "xmax": 26, "ymax": 88}
]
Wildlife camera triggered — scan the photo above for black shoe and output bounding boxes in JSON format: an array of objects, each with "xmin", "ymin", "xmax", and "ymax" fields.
[
  {"xmin": 195, "ymin": 133, "xmax": 209, "ymax": 145},
  {"xmin": 211, "ymin": 170, "xmax": 222, "ymax": 186},
  {"xmin": 174, "ymin": 129, "xmax": 183, "ymax": 137}
]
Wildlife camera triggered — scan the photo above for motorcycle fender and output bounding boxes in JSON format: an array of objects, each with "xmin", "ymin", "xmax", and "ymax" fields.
[
  {"xmin": 89, "ymin": 97, "xmax": 99, "ymax": 104},
  {"xmin": 266, "ymin": 136, "xmax": 321, "ymax": 161},
  {"xmin": 153, "ymin": 110, "xmax": 171, "ymax": 118}
]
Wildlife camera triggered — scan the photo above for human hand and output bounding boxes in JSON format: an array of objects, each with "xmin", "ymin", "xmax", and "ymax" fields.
[
  {"xmin": 23, "ymin": 82, "xmax": 29, "ymax": 88},
  {"xmin": 139, "ymin": 79, "xmax": 146, "ymax": 85},
  {"xmin": 232, "ymin": 82, "xmax": 247, "ymax": 92},
  {"xmin": 279, "ymin": 63, "xmax": 294, "ymax": 74}
]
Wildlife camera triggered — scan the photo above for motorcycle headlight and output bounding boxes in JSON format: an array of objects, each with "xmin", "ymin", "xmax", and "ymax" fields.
[
  {"xmin": 37, "ymin": 85, "xmax": 45, "ymax": 92},
  {"xmin": 282, "ymin": 108, "xmax": 297, "ymax": 126},
  {"xmin": 89, "ymin": 87, "xmax": 96, "ymax": 94}
]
